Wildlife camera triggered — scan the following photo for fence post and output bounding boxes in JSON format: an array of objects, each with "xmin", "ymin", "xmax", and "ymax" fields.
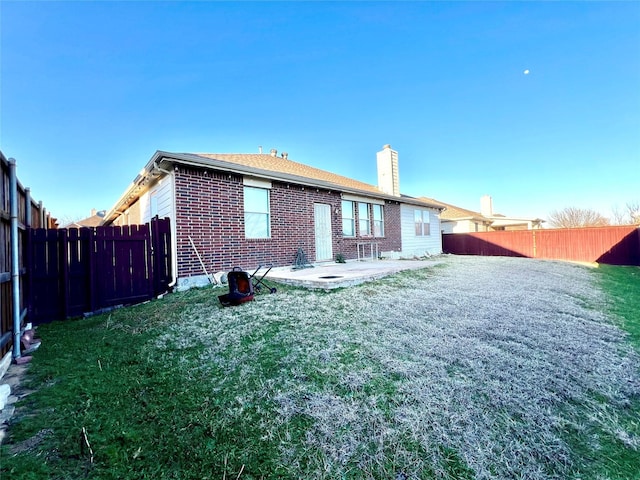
[
  {"xmin": 25, "ymin": 187, "xmax": 32, "ymax": 228},
  {"xmin": 532, "ymin": 230, "xmax": 537, "ymax": 258},
  {"xmin": 61, "ymin": 229, "xmax": 69, "ymax": 319},
  {"xmin": 9, "ymin": 159, "xmax": 21, "ymax": 360}
]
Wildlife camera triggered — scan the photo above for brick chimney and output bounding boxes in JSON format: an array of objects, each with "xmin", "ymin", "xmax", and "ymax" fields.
[{"xmin": 376, "ymin": 144, "xmax": 400, "ymax": 197}]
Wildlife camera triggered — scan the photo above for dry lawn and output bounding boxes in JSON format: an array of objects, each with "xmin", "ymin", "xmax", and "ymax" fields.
[{"xmin": 151, "ymin": 255, "xmax": 640, "ymax": 479}]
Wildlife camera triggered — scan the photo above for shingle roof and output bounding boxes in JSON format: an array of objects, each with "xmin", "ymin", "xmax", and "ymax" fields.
[
  {"xmin": 62, "ymin": 214, "xmax": 104, "ymax": 228},
  {"xmin": 103, "ymin": 150, "xmax": 444, "ymax": 225},
  {"xmin": 417, "ymin": 197, "xmax": 488, "ymax": 221},
  {"xmin": 193, "ymin": 153, "xmax": 385, "ymax": 196}
]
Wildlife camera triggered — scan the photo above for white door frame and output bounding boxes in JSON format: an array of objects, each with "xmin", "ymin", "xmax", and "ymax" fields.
[{"xmin": 314, "ymin": 203, "xmax": 333, "ymax": 261}]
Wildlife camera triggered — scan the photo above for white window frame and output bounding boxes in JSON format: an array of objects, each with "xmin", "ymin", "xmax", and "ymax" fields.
[
  {"xmin": 342, "ymin": 200, "xmax": 355, "ymax": 237},
  {"xmin": 414, "ymin": 209, "xmax": 431, "ymax": 236},
  {"xmin": 244, "ymin": 186, "xmax": 271, "ymax": 239},
  {"xmin": 373, "ymin": 204, "xmax": 384, "ymax": 237},
  {"xmin": 358, "ymin": 202, "xmax": 371, "ymax": 236}
]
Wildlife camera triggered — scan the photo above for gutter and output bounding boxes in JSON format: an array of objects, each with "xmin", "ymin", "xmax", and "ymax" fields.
[
  {"xmin": 103, "ymin": 150, "xmax": 444, "ymax": 224},
  {"xmin": 160, "ymin": 152, "xmax": 446, "ymax": 209}
]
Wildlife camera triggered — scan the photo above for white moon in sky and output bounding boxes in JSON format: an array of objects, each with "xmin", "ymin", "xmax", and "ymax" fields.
[{"xmin": 524, "ymin": 69, "xmax": 530, "ymax": 75}]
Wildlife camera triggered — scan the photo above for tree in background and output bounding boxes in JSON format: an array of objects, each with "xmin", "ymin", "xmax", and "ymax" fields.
[
  {"xmin": 611, "ymin": 201, "xmax": 640, "ymax": 225},
  {"xmin": 547, "ymin": 207, "xmax": 610, "ymax": 228}
]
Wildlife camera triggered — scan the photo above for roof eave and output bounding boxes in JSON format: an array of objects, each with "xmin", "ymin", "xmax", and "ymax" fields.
[
  {"xmin": 103, "ymin": 150, "xmax": 445, "ymax": 224},
  {"xmin": 152, "ymin": 152, "xmax": 445, "ymax": 208},
  {"xmin": 163, "ymin": 152, "xmax": 429, "ymax": 204}
]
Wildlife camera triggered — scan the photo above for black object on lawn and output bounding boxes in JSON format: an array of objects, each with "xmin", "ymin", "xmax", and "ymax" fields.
[{"xmin": 218, "ymin": 267, "xmax": 255, "ymax": 306}]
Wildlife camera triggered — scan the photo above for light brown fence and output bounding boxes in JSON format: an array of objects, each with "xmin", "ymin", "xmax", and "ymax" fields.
[
  {"xmin": 443, "ymin": 226, "xmax": 640, "ymax": 266},
  {"xmin": 1, "ymin": 151, "xmax": 55, "ymax": 359}
]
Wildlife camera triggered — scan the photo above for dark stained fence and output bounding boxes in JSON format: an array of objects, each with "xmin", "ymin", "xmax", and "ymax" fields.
[
  {"xmin": 443, "ymin": 225, "xmax": 640, "ymax": 266},
  {"xmin": 151, "ymin": 217, "xmax": 172, "ymax": 295},
  {"xmin": 1, "ymin": 151, "xmax": 53, "ymax": 358},
  {"xmin": 27, "ymin": 218, "xmax": 172, "ymax": 324}
]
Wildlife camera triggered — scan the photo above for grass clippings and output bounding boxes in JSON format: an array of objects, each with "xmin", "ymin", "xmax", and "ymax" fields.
[{"xmin": 1, "ymin": 255, "xmax": 639, "ymax": 479}]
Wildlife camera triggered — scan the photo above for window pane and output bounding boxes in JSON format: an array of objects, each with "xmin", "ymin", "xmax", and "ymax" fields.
[
  {"xmin": 342, "ymin": 219, "xmax": 355, "ymax": 237},
  {"xmin": 244, "ymin": 186, "xmax": 270, "ymax": 238},
  {"xmin": 358, "ymin": 203, "xmax": 369, "ymax": 220},
  {"xmin": 373, "ymin": 205, "xmax": 384, "ymax": 237},
  {"xmin": 423, "ymin": 210, "xmax": 430, "ymax": 236},
  {"xmin": 359, "ymin": 219, "xmax": 370, "ymax": 236},
  {"xmin": 414, "ymin": 210, "xmax": 423, "ymax": 236},
  {"xmin": 373, "ymin": 205, "xmax": 382, "ymax": 221},
  {"xmin": 358, "ymin": 203, "xmax": 370, "ymax": 236},
  {"xmin": 373, "ymin": 221, "xmax": 383, "ymax": 237},
  {"xmin": 244, "ymin": 187, "xmax": 269, "ymax": 214},
  {"xmin": 245, "ymin": 212, "xmax": 269, "ymax": 238},
  {"xmin": 342, "ymin": 200, "xmax": 355, "ymax": 236}
]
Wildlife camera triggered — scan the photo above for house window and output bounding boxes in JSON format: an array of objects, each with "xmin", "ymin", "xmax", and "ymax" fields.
[
  {"xmin": 358, "ymin": 202, "xmax": 370, "ymax": 236},
  {"xmin": 244, "ymin": 186, "xmax": 270, "ymax": 238},
  {"xmin": 373, "ymin": 204, "xmax": 384, "ymax": 237},
  {"xmin": 414, "ymin": 209, "xmax": 431, "ymax": 236},
  {"xmin": 342, "ymin": 200, "xmax": 355, "ymax": 237}
]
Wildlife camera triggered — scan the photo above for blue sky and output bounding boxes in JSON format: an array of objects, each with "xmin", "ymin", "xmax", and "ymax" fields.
[{"xmin": 1, "ymin": 1, "xmax": 639, "ymax": 223}]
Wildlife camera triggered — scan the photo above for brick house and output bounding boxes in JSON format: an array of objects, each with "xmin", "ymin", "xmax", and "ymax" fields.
[{"xmin": 102, "ymin": 145, "xmax": 443, "ymax": 289}]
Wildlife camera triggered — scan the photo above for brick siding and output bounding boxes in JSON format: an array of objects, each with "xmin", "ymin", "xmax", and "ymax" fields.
[{"xmin": 174, "ymin": 165, "xmax": 402, "ymax": 278}]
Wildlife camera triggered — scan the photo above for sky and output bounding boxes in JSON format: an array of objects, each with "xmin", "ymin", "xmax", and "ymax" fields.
[{"xmin": 1, "ymin": 1, "xmax": 639, "ymax": 224}]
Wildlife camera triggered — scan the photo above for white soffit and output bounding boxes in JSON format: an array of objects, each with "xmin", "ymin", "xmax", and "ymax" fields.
[
  {"xmin": 341, "ymin": 193, "xmax": 384, "ymax": 205},
  {"xmin": 243, "ymin": 177, "xmax": 272, "ymax": 189}
]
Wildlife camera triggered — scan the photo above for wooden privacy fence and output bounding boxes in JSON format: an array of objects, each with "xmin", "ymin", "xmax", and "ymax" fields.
[
  {"xmin": 443, "ymin": 225, "xmax": 640, "ymax": 266},
  {"xmin": 27, "ymin": 217, "xmax": 172, "ymax": 324},
  {"xmin": 1, "ymin": 151, "xmax": 55, "ymax": 359}
]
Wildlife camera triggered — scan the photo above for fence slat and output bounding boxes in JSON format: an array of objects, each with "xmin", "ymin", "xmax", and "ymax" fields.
[
  {"xmin": 26, "ymin": 219, "xmax": 172, "ymax": 323},
  {"xmin": 443, "ymin": 226, "xmax": 640, "ymax": 266}
]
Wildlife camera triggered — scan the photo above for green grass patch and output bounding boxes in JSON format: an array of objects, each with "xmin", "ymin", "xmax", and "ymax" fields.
[
  {"xmin": 561, "ymin": 265, "xmax": 640, "ymax": 480},
  {"xmin": 0, "ymin": 288, "xmax": 287, "ymax": 479},
  {"xmin": 596, "ymin": 264, "xmax": 640, "ymax": 351},
  {"xmin": 2, "ymin": 259, "xmax": 639, "ymax": 479}
]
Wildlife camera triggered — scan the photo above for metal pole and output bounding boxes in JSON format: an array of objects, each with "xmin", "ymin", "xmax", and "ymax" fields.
[{"xmin": 9, "ymin": 158, "xmax": 21, "ymax": 360}]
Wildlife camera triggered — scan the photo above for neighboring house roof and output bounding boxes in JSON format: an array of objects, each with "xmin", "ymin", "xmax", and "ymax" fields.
[
  {"xmin": 419, "ymin": 196, "xmax": 545, "ymax": 228},
  {"xmin": 62, "ymin": 213, "xmax": 105, "ymax": 228},
  {"xmin": 418, "ymin": 197, "xmax": 490, "ymax": 222},
  {"xmin": 103, "ymin": 150, "xmax": 444, "ymax": 224}
]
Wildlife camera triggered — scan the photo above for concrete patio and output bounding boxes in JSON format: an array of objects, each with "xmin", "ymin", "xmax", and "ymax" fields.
[{"xmin": 261, "ymin": 257, "xmax": 444, "ymax": 289}]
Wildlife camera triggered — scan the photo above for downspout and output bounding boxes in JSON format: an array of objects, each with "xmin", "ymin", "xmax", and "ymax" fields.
[
  {"xmin": 149, "ymin": 162, "xmax": 178, "ymax": 288},
  {"xmin": 153, "ymin": 160, "xmax": 177, "ymax": 288},
  {"xmin": 9, "ymin": 159, "xmax": 21, "ymax": 360},
  {"xmin": 153, "ymin": 161, "xmax": 172, "ymax": 176},
  {"xmin": 168, "ymin": 166, "xmax": 178, "ymax": 287}
]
